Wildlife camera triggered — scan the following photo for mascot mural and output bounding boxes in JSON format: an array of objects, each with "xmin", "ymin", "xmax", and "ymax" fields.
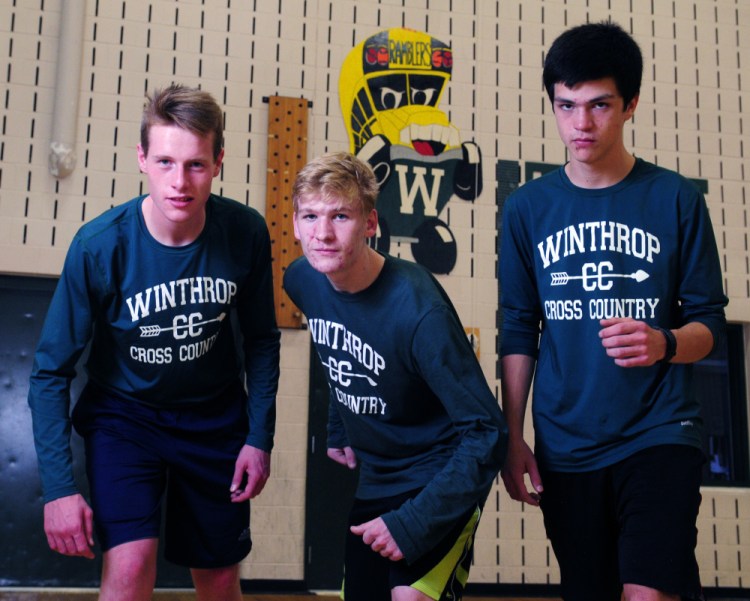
[{"xmin": 339, "ymin": 27, "xmax": 482, "ymax": 274}]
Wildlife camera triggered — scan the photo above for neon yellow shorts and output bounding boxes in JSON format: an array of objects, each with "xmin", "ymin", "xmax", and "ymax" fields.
[
  {"xmin": 409, "ymin": 505, "xmax": 481, "ymax": 600},
  {"xmin": 342, "ymin": 489, "xmax": 481, "ymax": 600}
]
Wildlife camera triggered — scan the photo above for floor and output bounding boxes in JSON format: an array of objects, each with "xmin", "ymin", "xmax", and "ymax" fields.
[
  {"xmin": 0, "ymin": 592, "xmax": 559, "ymax": 601},
  {"xmin": 1, "ymin": 591, "xmax": 748, "ymax": 601}
]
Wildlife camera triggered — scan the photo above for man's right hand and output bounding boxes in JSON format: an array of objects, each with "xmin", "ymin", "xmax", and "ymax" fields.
[
  {"xmin": 327, "ymin": 446, "xmax": 357, "ymax": 470},
  {"xmin": 44, "ymin": 494, "xmax": 95, "ymax": 559},
  {"xmin": 501, "ymin": 439, "xmax": 543, "ymax": 506}
]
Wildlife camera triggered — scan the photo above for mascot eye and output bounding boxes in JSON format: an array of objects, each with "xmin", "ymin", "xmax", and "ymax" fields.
[
  {"xmin": 380, "ymin": 87, "xmax": 405, "ymax": 110},
  {"xmin": 411, "ymin": 87, "xmax": 435, "ymax": 106}
]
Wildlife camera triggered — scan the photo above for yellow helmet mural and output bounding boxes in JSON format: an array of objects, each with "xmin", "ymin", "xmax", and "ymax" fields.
[
  {"xmin": 339, "ymin": 27, "xmax": 456, "ymax": 155},
  {"xmin": 339, "ymin": 27, "xmax": 482, "ymax": 274}
]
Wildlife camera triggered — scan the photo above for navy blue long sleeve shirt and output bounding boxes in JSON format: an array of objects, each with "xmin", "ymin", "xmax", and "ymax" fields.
[
  {"xmin": 284, "ymin": 254, "xmax": 507, "ymax": 563},
  {"xmin": 500, "ymin": 159, "xmax": 727, "ymax": 471},
  {"xmin": 29, "ymin": 195, "xmax": 280, "ymax": 502}
]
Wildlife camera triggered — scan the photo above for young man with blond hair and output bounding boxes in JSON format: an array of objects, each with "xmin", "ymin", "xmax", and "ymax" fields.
[{"xmin": 284, "ymin": 151, "xmax": 507, "ymax": 601}]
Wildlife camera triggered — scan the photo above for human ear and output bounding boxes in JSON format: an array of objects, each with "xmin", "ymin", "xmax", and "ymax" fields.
[{"xmin": 365, "ymin": 209, "xmax": 379, "ymax": 238}]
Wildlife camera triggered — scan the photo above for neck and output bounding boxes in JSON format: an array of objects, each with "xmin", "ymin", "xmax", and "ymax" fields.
[
  {"xmin": 141, "ymin": 196, "xmax": 205, "ymax": 246},
  {"xmin": 566, "ymin": 150, "xmax": 636, "ymax": 189},
  {"xmin": 328, "ymin": 247, "xmax": 385, "ymax": 294}
]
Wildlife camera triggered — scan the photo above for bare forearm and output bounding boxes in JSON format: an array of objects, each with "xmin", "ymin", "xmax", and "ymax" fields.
[
  {"xmin": 671, "ymin": 322, "xmax": 714, "ymax": 364},
  {"xmin": 500, "ymin": 354, "xmax": 536, "ymax": 440}
]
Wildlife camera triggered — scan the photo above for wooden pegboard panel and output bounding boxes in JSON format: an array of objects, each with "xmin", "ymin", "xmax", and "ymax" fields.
[{"xmin": 265, "ymin": 95, "xmax": 309, "ymax": 329}]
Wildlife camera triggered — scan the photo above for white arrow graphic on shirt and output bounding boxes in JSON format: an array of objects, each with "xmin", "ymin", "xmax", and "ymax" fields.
[
  {"xmin": 320, "ymin": 357, "xmax": 378, "ymax": 386},
  {"xmin": 550, "ymin": 269, "xmax": 650, "ymax": 286},
  {"xmin": 139, "ymin": 312, "xmax": 226, "ymax": 337}
]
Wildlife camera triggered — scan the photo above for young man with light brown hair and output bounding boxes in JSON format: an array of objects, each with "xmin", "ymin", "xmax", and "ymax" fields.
[{"xmin": 29, "ymin": 84, "xmax": 280, "ymax": 601}]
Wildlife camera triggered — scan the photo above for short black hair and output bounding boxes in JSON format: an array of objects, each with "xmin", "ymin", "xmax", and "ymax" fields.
[{"xmin": 543, "ymin": 21, "xmax": 643, "ymax": 108}]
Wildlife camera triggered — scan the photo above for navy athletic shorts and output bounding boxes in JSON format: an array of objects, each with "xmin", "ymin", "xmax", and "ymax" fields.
[
  {"xmin": 343, "ymin": 488, "xmax": 480, "ymax": 600},
  {"xmin": 72, "ymin": 382, "xmax": 252, "ymax": 568},
  {"xmin": 539, "ymin": 444, "xmax": 705, "ymax": 601}
]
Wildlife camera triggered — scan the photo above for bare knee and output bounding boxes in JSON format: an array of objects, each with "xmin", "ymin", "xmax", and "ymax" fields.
[
  {"xmin": 391, "ymin": 585, "xmax": 434, "ymax": 601},
  {"xmin": 100, "ymin": 539, "xmax": 158, "ymax": 601},
  {"xmin": 192, "ymin": 563, "xmax": 241, "ymax": 601},
  {"xmin": 623, "ymin": 583, "xmax": 680, "ymax": 601}
]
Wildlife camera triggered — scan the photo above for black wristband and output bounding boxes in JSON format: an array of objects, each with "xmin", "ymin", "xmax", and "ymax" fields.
[{"xmin": 655, "ymin": 326, "xmax": 677, "ymax": 362}]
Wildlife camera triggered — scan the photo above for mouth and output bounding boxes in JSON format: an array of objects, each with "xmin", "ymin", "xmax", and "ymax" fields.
[{"xmin": 400, "ymin": 123, "xmax": 460, "ymax": 156}]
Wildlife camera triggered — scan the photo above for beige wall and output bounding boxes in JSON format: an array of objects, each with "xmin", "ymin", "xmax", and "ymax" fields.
[{"xmin": 1, "ymin": 0, "xmax": 748, "ymax": 591}]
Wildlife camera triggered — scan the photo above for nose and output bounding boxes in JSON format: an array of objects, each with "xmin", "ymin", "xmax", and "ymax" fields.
[
  {"xmin": 315, "ymin": 218, "xmax": 334, "ymax": 240},
  {"xmin": 172, "ymin": 166, "xmax": 188, "ymax": 190},
  {"xmin": 573, "ymin": 107, "xmax": 592, "ymax": 130}
]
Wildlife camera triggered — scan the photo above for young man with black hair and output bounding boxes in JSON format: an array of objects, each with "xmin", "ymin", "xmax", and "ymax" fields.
[{"xmin": 499, "ymin": 22, "xmax": 727, "ymax": 601}]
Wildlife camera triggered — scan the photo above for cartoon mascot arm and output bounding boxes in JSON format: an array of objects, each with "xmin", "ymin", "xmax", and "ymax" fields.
[
  {"xmin": 453, "ymin": 141, "xmax": 483, "ymax": 201},
  {"xmin": 357, "ymin": 134, "xmax": 393, "ymax": 188}
]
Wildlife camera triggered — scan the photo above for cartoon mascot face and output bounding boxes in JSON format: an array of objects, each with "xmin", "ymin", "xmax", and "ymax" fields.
[
  {"xmin": 340, "ymin": 28, "xmax": 458, "ymax": 156},
  {"xmin": 339, "ymin": 27, "xmax": 482, "ymax": 275}
]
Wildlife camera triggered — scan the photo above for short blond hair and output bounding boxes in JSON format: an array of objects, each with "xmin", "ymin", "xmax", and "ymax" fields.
[{"xmin": 292, "ymin": 152, "xmax": 379, "ymax": 215}]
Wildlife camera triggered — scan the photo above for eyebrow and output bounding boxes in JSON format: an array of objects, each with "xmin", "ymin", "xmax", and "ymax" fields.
[
  {"xmin": 554, "ymin": 92, "xmax": 618, "ymax": 105},
  {"xmin": 151, "ymin": 154, "xmax": 208, "ymax": 163}
]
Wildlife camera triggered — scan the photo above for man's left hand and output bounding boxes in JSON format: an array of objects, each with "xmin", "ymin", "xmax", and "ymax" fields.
[{"xmin": 230, "ymin": 444, "xmax": 270, "ymax": 502}]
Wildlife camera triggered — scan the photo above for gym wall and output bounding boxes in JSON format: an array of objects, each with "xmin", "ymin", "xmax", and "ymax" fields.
[{"xmin": 0, "ymin": 0, "xmax": 748, "ymax": 591}]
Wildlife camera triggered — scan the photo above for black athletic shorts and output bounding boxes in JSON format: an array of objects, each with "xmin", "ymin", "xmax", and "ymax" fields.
[
  {"xmin": 72, "ymin": 382, "xmax": 252, "ymax": 568},
  {"xmin": 539, "ymin": 444, "xmax": 706, "ymax": 601},
  {"xmin": 343, "ymin": 488, "xmax": 480, "ymax": 600}
]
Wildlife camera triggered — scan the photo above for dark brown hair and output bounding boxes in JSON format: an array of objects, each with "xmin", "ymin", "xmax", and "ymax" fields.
[{"xmin": 140, "ymin": 84, "xmax": 224, "ymax": 160}]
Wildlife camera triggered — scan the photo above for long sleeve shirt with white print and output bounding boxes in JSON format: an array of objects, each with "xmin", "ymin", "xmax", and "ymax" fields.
[
  {"xmin": 500, "ymin": 158, "xmax": 727, "ymax": 471},
  {"xmin": 29, "ymin": 194, "xmax": 280, "ymax": 502},
  {"xmin": 284, "ymin": 254, "xmax": 507, "ymax": 564}
]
